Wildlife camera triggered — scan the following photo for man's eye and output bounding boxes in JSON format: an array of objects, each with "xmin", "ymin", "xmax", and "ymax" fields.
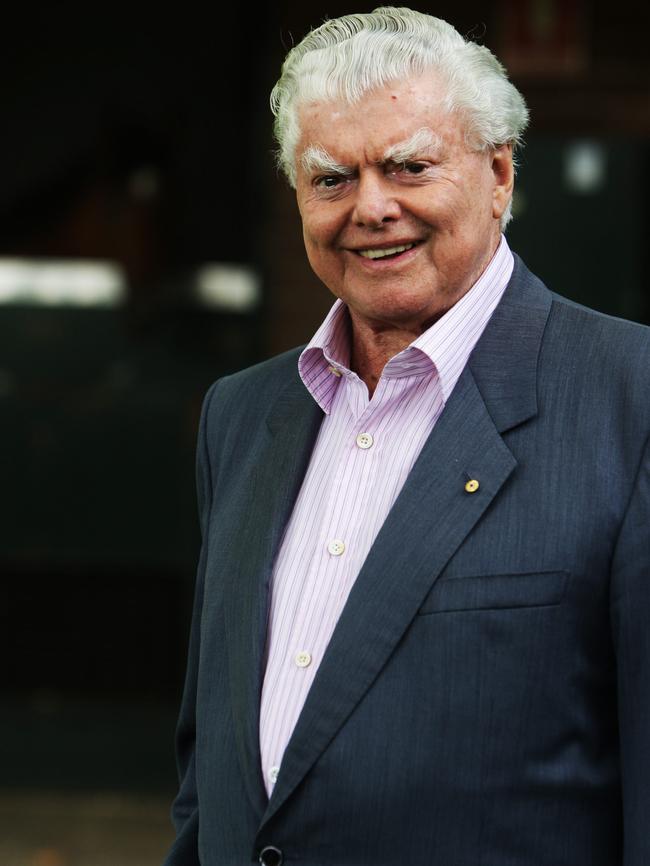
[
  {"xmin": 386, "ymin": 161, "xmax": 431, "ymax": 179},
  {"xmin": 315, "ymin": 175, "xmax": 343, "ymax": 188},
  {"xmin": 403, "ymin": 162, "xmax": 427, "ymax": 175}
]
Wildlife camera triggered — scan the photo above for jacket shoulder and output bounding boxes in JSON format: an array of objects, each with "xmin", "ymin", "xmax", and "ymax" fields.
[
  {"xmin": 545, "ymin": 290, "xmax": 650, "ymax": 379},
  {"xmin": 205, "ymin": 346, "xmax": 304, "ymax": 413},
  {"xmin": 511, "ymin": 253, "xmax": 650, "ymax": 369},
  {"xmin": 527, "ymin": 271, "xmax": 650, "ymax": 433}
]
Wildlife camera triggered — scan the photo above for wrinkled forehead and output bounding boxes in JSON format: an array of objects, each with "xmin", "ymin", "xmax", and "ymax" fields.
[{"xmin": 294, "ymin": 75, "xmax": 466, "ymax": 165}]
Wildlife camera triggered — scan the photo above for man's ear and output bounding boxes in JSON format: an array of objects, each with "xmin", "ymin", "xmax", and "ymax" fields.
[{"xmin": 491, "ymin": 143, "xmax": 515, "ymax": 221}]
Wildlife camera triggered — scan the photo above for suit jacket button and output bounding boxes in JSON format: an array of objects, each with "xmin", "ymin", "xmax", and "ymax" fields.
[{"xmin": 259, "ymin": 845, "xmax": 283, "ymax": 865}]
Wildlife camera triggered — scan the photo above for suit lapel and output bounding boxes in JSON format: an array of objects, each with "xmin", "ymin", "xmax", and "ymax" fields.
[
  {"xmin": 223, "ymin": 374, "xmax": 323, "ymax": 815},
  {"xmin": 261, "ymin": 255, "xmax": 553, "ymax": 825}
]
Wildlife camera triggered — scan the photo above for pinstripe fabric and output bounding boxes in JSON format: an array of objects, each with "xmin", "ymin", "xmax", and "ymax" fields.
[{"xmin": 259, "ymin": 236, "xmax": 514, "ymax": 795}]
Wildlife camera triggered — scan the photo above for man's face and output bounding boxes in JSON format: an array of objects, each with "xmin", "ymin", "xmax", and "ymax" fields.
[{"xmin": 295, "ymin": 73, "xmax": 514, "ymax": 332}]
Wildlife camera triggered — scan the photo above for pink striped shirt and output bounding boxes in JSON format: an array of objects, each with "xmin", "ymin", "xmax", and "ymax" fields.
[{"xmin": 259, "ymin": 236, "xmax": 514, "ymax": 795}]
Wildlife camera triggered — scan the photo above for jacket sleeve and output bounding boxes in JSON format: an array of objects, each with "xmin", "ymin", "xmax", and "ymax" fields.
[
  {"xmin": 610, "ymin": 432, "xmax": 650, "ymax": 865},
  {"xmin": 163, "ymin": 382, "xmax": 218, "ymax": 866}
]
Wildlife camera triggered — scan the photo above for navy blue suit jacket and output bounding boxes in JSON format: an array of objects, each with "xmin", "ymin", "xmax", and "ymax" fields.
[{"xmin": 164, "ymin": 256, "xmax": 650, "ymax": 865}]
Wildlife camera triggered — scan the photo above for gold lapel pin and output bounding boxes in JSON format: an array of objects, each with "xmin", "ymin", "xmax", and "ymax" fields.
[{"xmin": 464, "ymin": 478, "xmax": 480, "ymax": 494}]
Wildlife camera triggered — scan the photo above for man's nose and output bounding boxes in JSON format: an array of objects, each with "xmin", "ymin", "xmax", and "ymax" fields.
[{"xmin": 351, "ymin": 172, "xmax": 401, "ymax": 227}]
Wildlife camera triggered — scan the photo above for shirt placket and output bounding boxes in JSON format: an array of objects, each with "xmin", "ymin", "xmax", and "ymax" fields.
[{"xmin": 293, "ymin": 376, "xmax": 381, "ymax": 649}]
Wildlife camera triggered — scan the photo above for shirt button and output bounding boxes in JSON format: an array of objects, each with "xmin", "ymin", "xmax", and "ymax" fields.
[
  {"xmin": 327, "ymin": 539, "xmax": 345, "ymax": 556},
  {"xmin": 328, "ymin": 365, "xmax": 342, "ymax": 377},
  {"xmin": 269, "ymin": 765, "xmax": 280, "ymax": 785},
  {"xmin": 295, "ymin": 651, "xmax": 312, "ymax": 668},
  {"xmin": 356, "ymin": 432, "xmax": 374, "ymax": 449}
]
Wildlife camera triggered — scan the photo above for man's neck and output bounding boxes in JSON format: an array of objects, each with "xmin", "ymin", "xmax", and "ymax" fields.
[{"xmin": 349, "ymin": 313, "xmax": 441, "ymax": 397}]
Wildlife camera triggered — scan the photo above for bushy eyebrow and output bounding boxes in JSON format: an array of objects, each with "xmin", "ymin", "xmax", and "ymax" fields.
[
  {"xmin": 301, "ymin": 144, "xmax": 352, "ymax": 177},
  {"xmin": 300, "ymin": 127, "xmax": 442, "ymax": 177},
  {"xmin": 382, "ymin": 127, "xmax": 442, "ymax": 164}
]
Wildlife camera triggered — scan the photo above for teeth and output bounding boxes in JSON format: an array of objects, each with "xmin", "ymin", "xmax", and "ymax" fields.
[{"xmin": 358, "ymin": 243, "xmax": 415, "ymax": 260}]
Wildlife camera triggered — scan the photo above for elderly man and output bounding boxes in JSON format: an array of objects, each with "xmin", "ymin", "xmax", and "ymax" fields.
[{"xmin": 164, "ymin": 8, "xmax": 650, "ymax": 865}]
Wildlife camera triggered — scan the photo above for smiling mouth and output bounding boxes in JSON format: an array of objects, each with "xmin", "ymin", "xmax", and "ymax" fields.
[{"xmin": 355, "ymin": 242, "xmax": 418, "ymax": 260}]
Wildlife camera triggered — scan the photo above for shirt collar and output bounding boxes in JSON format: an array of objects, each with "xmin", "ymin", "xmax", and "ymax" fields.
[{"xmin": 299, "ymin": 235, "xmax": 514, "ymax": 413}]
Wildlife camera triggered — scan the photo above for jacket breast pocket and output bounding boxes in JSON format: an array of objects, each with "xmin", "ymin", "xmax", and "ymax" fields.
[{"xmin": 417, "ymin": 570, "xmax": 569, "ymax": 615}]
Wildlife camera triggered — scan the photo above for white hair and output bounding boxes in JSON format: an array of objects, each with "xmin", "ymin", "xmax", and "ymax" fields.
[{"xmin": 270, "ymin": 6, "xmax": 529, "ymax": 228}]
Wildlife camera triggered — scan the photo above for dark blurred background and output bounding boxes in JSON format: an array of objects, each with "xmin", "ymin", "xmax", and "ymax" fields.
[{"xmin": 1, "ymin": 1, "xmax": 648, "ymax": 863}]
